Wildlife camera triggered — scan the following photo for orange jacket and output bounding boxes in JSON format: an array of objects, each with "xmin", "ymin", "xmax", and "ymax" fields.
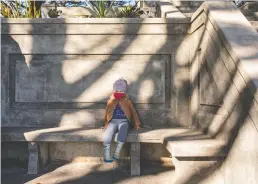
[{"xmin": 104, "ymin": 94, "xmax": 141, "ymax": 128}]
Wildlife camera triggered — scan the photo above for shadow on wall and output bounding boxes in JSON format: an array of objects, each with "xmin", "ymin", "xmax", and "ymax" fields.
[
  {"xmin": 23, "ymin": 18, "xmax": 179, "ymax": 129},
  {"xmin": 2, "ymin": 17, "xmax": 186, "ymax": 181},
  {"xmin": 32, "ymin": 18, "xmax": 175, "ymax": 182},
  {"xmin": 2, "ymin": 2, "xmax": 258, "ymax": 183},
  {"xmin": 174, "ymin": 5, "xmax": 258, "ymax": 184}
]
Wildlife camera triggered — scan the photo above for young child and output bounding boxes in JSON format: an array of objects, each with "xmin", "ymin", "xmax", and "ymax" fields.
[{"xmin": 102, "ymin": 78, "xmax": 141, "ymax": 163}]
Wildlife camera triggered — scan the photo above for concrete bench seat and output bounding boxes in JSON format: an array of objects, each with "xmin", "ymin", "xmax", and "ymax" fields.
[
  {"xmin": 1, "ymin": 127, "xmax": 227, "ymax": 176},
  {"xmin": 162, "ymin": 131, "xmax": 228, "ymax": 157},
  {"xmin": 164, "ymin": 139, "xmax": 228, "ymax": 157},
  {"xmin": 2, "ymin": 127, "xmax": 171, "ymax": 143},
  {"xmin": 2, "ymin": 127, "xmax": 210, "ymax": 143}
]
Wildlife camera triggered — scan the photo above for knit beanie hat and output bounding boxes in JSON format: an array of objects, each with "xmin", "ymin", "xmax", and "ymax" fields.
[{"xmin": 113, "ymin": 78, "xmax": 127, "ymax": 92}]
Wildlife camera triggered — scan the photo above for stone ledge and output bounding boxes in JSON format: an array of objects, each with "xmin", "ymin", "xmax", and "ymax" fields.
[
  {"xmin": 158, "ymin": 0, "xmax": 186, "ymax": 18},
  {"xmin": 191, "ymin": 1, "xmax": 258, "ymax": 102},
  {"xmin": 1, "ymin": 18, "xmax": 191, "ymax": 24},
  {"xmin": 165, "ymin": 139, "xmax": 228, "ymax": 157},
  {"xmin": 2, "ymin": 127, "xmax": 227, "ymax": 157},
  {"xmin": 1, "ymin": 23, "xmax": 190, "ymax": 35},
  {"xmin": 2, "ymin": 126, "xmax": 228, "ymax": 176},
  {"xmin": 189, "ymin": 1, "xmax": 258, "ymax": 131},
  {"xmin": 2, "ymin": 127, "xmax": 207, "ymax": 143}
]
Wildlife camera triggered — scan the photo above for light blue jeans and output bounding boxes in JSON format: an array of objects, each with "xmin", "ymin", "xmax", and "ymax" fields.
[{"xmin": 103, "ymin": 119, "xmax": 129, "ymax": 144}]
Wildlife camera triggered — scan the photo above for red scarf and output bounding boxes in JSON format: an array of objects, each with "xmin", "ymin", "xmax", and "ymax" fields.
[{"xmin": 113, "ymin": 92, "xmax": 125, "ymax": 100}]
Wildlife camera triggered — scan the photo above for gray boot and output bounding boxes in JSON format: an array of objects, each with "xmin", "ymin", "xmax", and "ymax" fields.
[
  {"xmin": 113, "ymin": 141, "xmax": 124, "ymax": 160},
  {"xmin": 104, "ymin": 144, "xmax": 113, "ymax": 163}
]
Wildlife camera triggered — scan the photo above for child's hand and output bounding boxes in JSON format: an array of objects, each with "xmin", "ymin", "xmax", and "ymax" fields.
[{"xmin": 135, "ymin": 125, "xmax": 141, "ymax": 131}]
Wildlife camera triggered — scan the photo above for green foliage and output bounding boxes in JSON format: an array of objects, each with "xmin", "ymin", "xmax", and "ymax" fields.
[
  {"xmin": 48, "ymin": 3, "xmax": 62, "ymax": 18},
  {"xmin": 117, "ymin": 2, "xmax": 143, "ymax": 18},
  {"xmin": 48, "ymin": 8, "xmax": 62, "ymax": 18},
  {"xmin": 1, "ymin": 1, "xmax": 23, "ymax": 18},
  {"xmin": 1, "ymin": 2, "xmax": 14, "ymax": 18},
  {"xmin": 88, "ymin": 0, "xmax": 115, "ymax": 18},
  {"xmin": 1, "ymin": 0, "xmax": 41, "ymax": 18},
  {"xmin": 24, "ymin": 0, "xmax": 41, "ymax": 18}
]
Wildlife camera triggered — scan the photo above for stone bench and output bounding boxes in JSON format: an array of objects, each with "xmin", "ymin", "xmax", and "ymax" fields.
[
  {"xmin": 162, "ymin": 133, "xmax": 228, "ymax": 180},
  {"xmin": 1, "ymin": 127, "xmax": 227, "ymax": 176}
]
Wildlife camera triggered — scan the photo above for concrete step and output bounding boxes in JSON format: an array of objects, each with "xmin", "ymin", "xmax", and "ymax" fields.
[{"xmin": 164, "ymin": 139, "xmax": 227, "ymax": 157}]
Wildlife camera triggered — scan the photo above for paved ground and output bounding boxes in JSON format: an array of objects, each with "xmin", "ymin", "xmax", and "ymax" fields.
[{"xmin": 2, "ymin": 161, "xmax": 175, "ymax": 184}]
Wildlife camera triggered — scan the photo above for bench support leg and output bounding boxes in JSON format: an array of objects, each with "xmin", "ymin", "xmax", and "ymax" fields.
[
  {"xmin": 28, "ymin": 142, "xmax": 49, "ymax": 174},
  {"xmin": 130, "ymin": 142, "xmax": 140, "ymax": 176},
  {"xmin": 28, "ymin": 142, "xmax": 39, "ymax": 174}
]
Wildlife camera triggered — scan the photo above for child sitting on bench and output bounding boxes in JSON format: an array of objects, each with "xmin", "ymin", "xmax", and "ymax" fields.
[{"xmin": 102, "ymin": 78, "xmax": 141, "ymax": 162}]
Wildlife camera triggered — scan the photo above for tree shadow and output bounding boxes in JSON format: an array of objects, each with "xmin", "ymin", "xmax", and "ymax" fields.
[
  {"xmin": 1, "ymin": 15, "xmax": 187, "ymax": 183},
  {"xmin": 2, "ymin": 2, "xmax": 258, "ymax": 184},
  {"xmin": 175, "ymin": 3, "xmax": 258, "ymax": 184}
]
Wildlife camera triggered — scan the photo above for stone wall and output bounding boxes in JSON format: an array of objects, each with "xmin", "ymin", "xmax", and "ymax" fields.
[
  {"xmin": 2, "ymin": 3, "xmax": 257, "ymax": 181},
  {"xmin": 1, "ymin": 18, "xmax": 191, "ymax": 129},
  {"xmin": 1, "ymin": 18, "xmax": 191, "ymax": 161},
  {"xmin": 188, "ymin": 2, "xmax": 258, "ymax": 183}
]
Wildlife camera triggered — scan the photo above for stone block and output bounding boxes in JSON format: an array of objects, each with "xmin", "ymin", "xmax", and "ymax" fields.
[
  {"xmin": 28, "ymin": 142, "xmax": 39, "ymax": 174},
  {"xmin": 158, "ymin": 0, "xmax": 186, "ymax": 18},
  {"xmin": 130, "ymin": 142, "xmax": 140, "ymax": 176},
  {"xmin": 14, "ymin": 54, "xmax": 167, "ymax": 104},
  {"xmin": 1, "ymin": 18, "xmax": 190, "ymax": 128}
]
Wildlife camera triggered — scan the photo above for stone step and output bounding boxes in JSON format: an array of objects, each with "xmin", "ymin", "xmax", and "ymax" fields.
[{"xmin": 164, "ymin": 139, "xmax": 228, "ymax": 157}]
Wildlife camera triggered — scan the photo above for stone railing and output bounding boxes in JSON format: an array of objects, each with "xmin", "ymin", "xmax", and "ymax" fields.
[{"xmin": 187, "ymin": 2, "xmax": 258, "ymax": 183}]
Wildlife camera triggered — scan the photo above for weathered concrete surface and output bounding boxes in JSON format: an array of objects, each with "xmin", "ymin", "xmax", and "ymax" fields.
[
  {"xmin": 130, "ymin": 142, "xmax": 140, "ymax": 175},
  {"xmin": 1, "ymin": 20, "xmax": 190, "ymax": 34},
  {"xmin": 188, "ymin": 2, "xmax": 258, "ymax": 184},
  {"xmin": 49, "ymin": 142, "xmax": 130, "ymax": 161},
  {"xmin": 164, "ymin": 0, "xmax": 203, "ymax": 18},
  {"xmin": 2, "ymin": 162, "xmax": 175, "ymax": 184},
  {"xmin": 1, "ymin": 18, "xmax": 191, "ymax": 128},
  {"xmin": 3, "ymin": 127, "xmax": 211, "ymax": 175},
  {"xmin": 249, "ymin": 21, "xmax": 258, "ymax": 32},
  {"xmin": 166, "ymin": 139, "xmax": 227, "ymax": 157},
  {"xmin": 39, "ymin": 142, "xmax": 49, "ymax": 170},
  {"xmin": 1, "ymin": 15, "xmax": 190, "ymax": 174},
  {"xmin": 41, "ymin": 4, "xmax": 93, "ymax": 18},
  {"xmin": 49, "ymin": 142, "xmax": 171, "ymax": 162},
  {"xmin": 157, "ymin": 0, "xmax": 186, "ymax": 18},
  {"xmin": 2, "ymin": 2, "xmax": 258, "ymax": 183},
  {"xmin": 28, "ymin": 142, "xmax": 39, "ymax": 174},
  {"xmin": 14, "ymin": 55, "xmax": 167, "ymax": 104},
  {"xmin": 1, "ymin": 127, "xmax": 202, "ymax": 163},
  {"xmin": 172, "ymin": 156, "xmax": 224, "ymax": 184},
  {"xmin": 1, "ymin": 127, "xmax": 206, "ymax": 142},
  {"xmin": 190, "ymin": 1, "xmax": 258, "ymax": 133},
  {"xmin": 1, "ymin": 142, "xmax": 28, "ymax": 164}
]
